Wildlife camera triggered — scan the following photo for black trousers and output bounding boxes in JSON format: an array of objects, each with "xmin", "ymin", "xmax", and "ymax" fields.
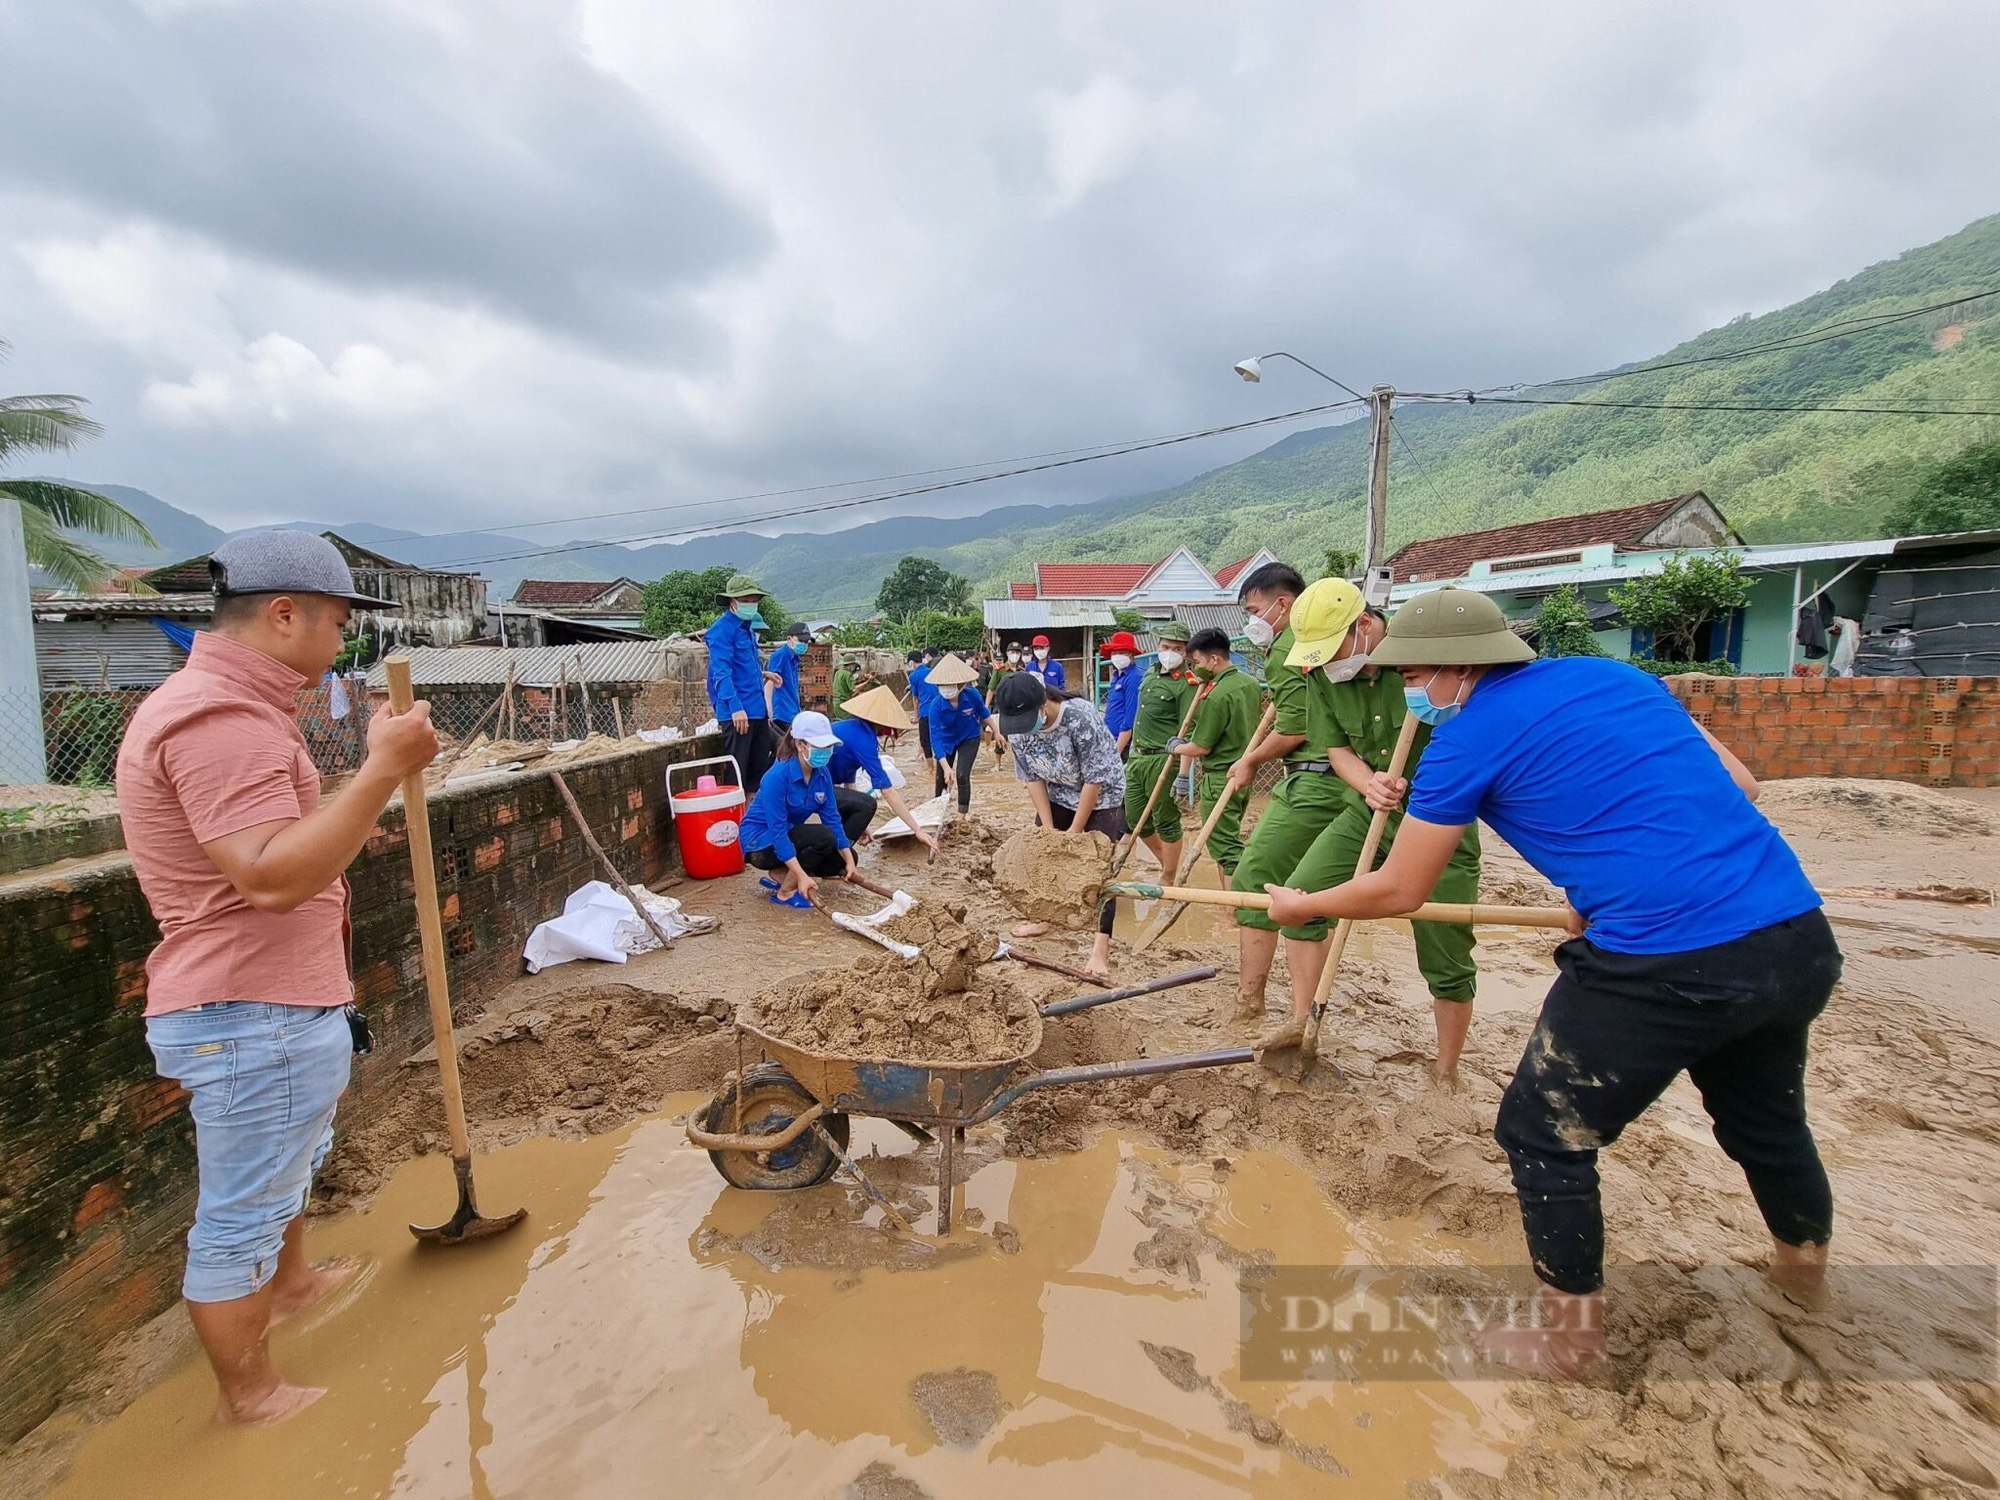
[
  {"xmin": 1494, "ymin": 909, "xmax": 1842, "ymax": 1295},
  {"xmin": 744, "ymin": 788, "xmax": 877, "ymax": 877},
  {"xmin": 937, "ymin": 738, "xmax": 978, "ymax": 809},
  {"xmin": 917, "ymin": 716, "xmax": 933, "ymax": 768},
  {"xmin": 1040, "ymin": 798, "xmax": 1130, "ymax": 936},
  {"xmin": 724, "ymin": 716, "xmax": 776, "ymax": 796}
]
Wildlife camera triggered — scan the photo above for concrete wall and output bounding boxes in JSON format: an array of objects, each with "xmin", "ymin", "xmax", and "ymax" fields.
[
  {"xmin": 1669, "ymin": 674, "xmax": 2000, "ymax": 785},
  {"xmin": 0, "ymin": 734, "xmax": 721, "ymax": 1443}
]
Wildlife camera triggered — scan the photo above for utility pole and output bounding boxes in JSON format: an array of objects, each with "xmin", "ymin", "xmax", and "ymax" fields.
[
  {"xmin": 1362, "ymin": 385, "xmax": 1395, "ymax": 606},
  {"xmin": 0, "ymin": 499, "xmax": 50, "ymax": 783}
]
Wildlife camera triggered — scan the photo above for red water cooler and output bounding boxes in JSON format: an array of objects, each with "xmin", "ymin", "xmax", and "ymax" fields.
[{"xmin": 668, "ymin": 757, "xmax": 746, "ymax": 879}]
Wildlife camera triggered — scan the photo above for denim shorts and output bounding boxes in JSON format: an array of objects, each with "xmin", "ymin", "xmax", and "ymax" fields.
[{"xmin": 145, "ymin": 1002, "xmax": 353, "ymax": 1303}]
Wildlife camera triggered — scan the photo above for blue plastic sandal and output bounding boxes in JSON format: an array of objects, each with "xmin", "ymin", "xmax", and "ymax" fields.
[
  {"xmin": 768, "ymin": 890, "xmax": 814, "ymax": 909},
  {"xmin": 758, "ymin": 876, "xmax": 781, "ymax": 891}
]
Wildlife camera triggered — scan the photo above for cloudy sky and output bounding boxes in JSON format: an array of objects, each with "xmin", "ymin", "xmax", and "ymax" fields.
[{"xmin": 4, "ymin": 0, "xmax": 1999, "ymax": 565}]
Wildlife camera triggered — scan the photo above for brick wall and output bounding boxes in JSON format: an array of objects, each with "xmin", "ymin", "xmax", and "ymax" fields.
[
  {"xmin": 0, "ymin": 734, "xmax": 721, "ymax": 1443},
  {"xmin": 1668, "ymin": 675, "xmax": 2000, "ymax": 786}
]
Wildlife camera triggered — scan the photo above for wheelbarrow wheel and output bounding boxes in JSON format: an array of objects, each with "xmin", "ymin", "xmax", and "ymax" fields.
[{"xmin": 704, "ymin": 1062, "xmax": 849, "ymax": 1191}]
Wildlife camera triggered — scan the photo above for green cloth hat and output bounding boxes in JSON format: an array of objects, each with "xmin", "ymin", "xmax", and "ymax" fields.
[
  {"xmin": 1152, "ymin": 620, "xmax": 1192, "ymax": 644},
  {"xmin": 1371, "ymin": 587, "xmax": 1536, "ymax": 668},
  {"xmin": 714, "ymin": 571, "xmax": 768, "ymax": 603}
]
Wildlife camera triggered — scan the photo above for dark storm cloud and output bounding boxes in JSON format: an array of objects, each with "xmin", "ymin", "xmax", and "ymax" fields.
[{"xmin": 0, "ymin": 0, "xmax": 768, "ymax": 351}]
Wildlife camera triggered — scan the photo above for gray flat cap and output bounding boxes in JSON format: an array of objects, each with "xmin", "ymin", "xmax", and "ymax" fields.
[{"xmin": 210, "ymin": 531, "xmax": 399, "ymax": 609}]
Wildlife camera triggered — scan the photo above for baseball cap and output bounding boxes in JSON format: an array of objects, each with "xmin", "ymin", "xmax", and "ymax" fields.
[
  {"xmin": 1284, "ymin": 577, "xmax": 1367, "ymax": 671},
  {"xmin": 209, "ymin": 531, "xmax": 398, "ymax": 609},
  {"xmin": 1031, "ymin": 633, "xmax": 1051, "ymax": 647},
  {"xmin": 784, "ymin": 620, "xmax": 812, "ymax": 641},
  {"xmin": 789, "ymin": 710, "xmax": 840, "ymax": 749},
  {"xmin": 994, "ymin": 671, "xmax": 1049, "ymax": 737},
  {"xmin": 1371, "ymin": 587, "xmax": 1536, "ymax": 668}
]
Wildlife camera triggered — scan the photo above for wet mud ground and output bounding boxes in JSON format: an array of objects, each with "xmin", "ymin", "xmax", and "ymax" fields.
[{"xmin": 10, "ymin": 746, "xmax": 2000, "ymax": 1498}]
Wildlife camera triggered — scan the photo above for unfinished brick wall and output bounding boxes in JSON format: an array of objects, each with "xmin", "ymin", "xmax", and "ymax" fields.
[
  {"xmin": 0, "ymin": 735, "xmax": 722, "ymax": 1443},
  {"xmin": 1668, "ymin": 675, "xmax": 2000, "ymax": 786}
]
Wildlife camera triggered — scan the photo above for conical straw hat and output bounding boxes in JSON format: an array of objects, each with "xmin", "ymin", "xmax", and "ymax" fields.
[
  {"xmin": 926, "ymin": 652, "xmax": 978, "ymax": 686},
  {"xmin": 842, "ymin": 684, "xmax": 912, "ymax": 729}
]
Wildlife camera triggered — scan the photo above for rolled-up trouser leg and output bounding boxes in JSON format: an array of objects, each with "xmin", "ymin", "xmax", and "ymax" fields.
[
  {"xmin": 1195, "ymin": 768, "xmax": 1246, "ymax": 880},
  {"xmin": 1409, "ymin": 823, "xmax": 1481, "ymax": 1003}
]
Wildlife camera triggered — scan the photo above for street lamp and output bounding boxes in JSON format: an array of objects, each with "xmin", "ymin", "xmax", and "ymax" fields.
[{"xmin": 1231, "ymin": 350, "xmax": 1394, "ymax": 604}]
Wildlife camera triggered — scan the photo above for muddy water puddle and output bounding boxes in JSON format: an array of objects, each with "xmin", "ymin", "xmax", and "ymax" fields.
[{"xmin": 48, "ymin": 1105, "xmax": 1518, "ymax": 1499}]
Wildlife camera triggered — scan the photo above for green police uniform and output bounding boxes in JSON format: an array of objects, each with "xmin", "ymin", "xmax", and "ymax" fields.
[
  {"xmin": 831, "ymin": 666, "xmax": 859, "ymax": 718},
  {"xmin": 1281, "ymin": 665, "xmax": 1481, "ymax": 1001},
  {"xmin": 1231, "ymin": 626, "xmax": 1352, "ymax": 931},
  {"xmin": 1123, "ymin": 662, "xmax": 1199, "ymax": 840},
  {"xmin": 1188, "ymin": 663, "xmax": 1264, "ymax": 878}
]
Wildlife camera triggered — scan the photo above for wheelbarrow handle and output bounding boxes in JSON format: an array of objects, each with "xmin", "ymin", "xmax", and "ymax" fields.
[
  {"xmin": 964, "ymin": 1045, "xmax": 1254, "ymax": 1125},
  {"xmin": 1039, "ymin": 966, "xmax": 1218, "ymax": 1018}
]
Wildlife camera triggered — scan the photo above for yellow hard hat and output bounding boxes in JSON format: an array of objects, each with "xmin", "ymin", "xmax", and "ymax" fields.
[{"xmin": 1284, "ymin": 576, "xmax": 1366, "ymax": 670}]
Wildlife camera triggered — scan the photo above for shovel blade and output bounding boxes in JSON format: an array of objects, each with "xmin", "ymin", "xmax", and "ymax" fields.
[{"xmin": 409, "ymin": 1155, "xmax": 527, "ymax": 1246}]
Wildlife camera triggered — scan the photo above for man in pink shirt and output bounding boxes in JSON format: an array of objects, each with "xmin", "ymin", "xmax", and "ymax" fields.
[{"xmin": 117, "ymin": 531, "xmax": 437, "ymax": 1425}]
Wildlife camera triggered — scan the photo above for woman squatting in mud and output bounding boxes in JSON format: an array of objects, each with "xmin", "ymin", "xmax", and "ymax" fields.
[
  {"xmin": 739, "ymin": 710, "xmax": 874, "ymax": 907},
  {"xmin": 1264, "ymin": 586, "xmax": 1842, "ymax": 1381},
  {"xmin": 994, "ymin": 670, "xmax": 1128, "ymax": 981}
]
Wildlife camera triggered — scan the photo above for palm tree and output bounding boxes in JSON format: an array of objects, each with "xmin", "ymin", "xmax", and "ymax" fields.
[{"xmin": 1, "ymin": 341, "xmax": 153, "ymax": 591}]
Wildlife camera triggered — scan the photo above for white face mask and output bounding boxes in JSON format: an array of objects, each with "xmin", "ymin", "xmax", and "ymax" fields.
[
  {"xmin": 1110, "ymin": 653, "xmax": 1132, "ymax": 671},
  {"xmin": 1007, "ymin": 652, "xmax": 1020, "ymax": 663},
  {"xmin": 1321, "ymin": 651, "xmax": 1370, "ymax": 684},
  {"xmin": 1157, "ymin": 649, "xmax": 1184, "ymax": 670},
  {"xmin": 1242, "ymin": 615, "xmax": 1276, "ymax": 649},
  {"xmin": 941, "ymin": 685, "xmax": 962, "ymax": 702},
  {"xmin": 1034, "ymin": 647, "xmax": 1049, "ymax": 660}
]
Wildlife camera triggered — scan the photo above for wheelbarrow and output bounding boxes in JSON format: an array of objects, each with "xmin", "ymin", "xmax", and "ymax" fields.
[{"xmin": 685, "ymin": 966, "xmax": 1245, "ymax": 1232}]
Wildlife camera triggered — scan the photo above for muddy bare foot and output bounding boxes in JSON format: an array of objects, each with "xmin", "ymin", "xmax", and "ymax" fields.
[
  {"xmin": 269, "ymin": 1257, "xmax": 365, "ymax": 1327},
  {"xmin": 1768, "ymin": 1241, "xmax": 1831, "ymax": 1311},
  {"xmin": 216, "ymin": 1379, "xmax": 327, "ymax": 1426},
  {"xmin": 1473, "ymin": 1324, "xmax": 1604, "ymax": 1382},
  {"xmin": 1254, "ymin": 1016, "xmax": 1306, "ymax": 1052},
  {"xmin": 1011, "ymin": 921, "xmax": 1052, "ymax": 939}
]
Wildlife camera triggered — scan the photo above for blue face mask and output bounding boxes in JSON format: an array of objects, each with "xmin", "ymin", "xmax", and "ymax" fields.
[
  {"xmin": 733, "ymin": 601, "xmax": 759, "ymax": 621},
  {"xmin": 807, "ymin": 744, "xmax": 834, "ymax": 768},
  {"xmin": 790, "ymin": 639, "xmax": 808, "ymax": 654},
  {"xmin": 1404, "ymin": 677, "xmax": 1463, "ymax": 727}
]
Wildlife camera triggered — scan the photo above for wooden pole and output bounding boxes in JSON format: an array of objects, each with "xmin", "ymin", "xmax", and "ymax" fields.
[
  {"xmin": 1103, "ymin": 881, "xmax": 1570, "ymax": 929},
  {"xmin": 1311, "ymin": 714, "xmax": 1415, "ymax": 1058},
  {"xmin": 1107, "ymin": 678, "xmax": 1211, "ymax": 880},
  {"xmin": 613, "ymin": 695, "xmax": 626, "ymax": 740},
  {"xmin": 503, "ymin": 662, "xmax": 516, "ymax": 742},
  {"xmin": 572, "ymin": 651, "xmax": 591, "ymax": 735},
  {"xmin": 548, "ymin": 769, "xmax": 682, "ymax": 953},
  {"xmin": 1362, "ymin": 385, "xmax": 1394, "ymax": 581}
]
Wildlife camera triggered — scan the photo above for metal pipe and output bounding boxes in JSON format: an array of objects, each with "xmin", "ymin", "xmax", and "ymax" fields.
[
  {"xmin": 964, "ymin": 1047, "xmax": 1256, "ymax": 1125},
  {"xmin": 1039, "ymin": 966, "xmax": 1218, "ymax": 1017}
]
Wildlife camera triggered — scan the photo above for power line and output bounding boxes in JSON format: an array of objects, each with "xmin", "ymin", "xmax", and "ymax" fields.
[
  {"xmin": 440, "ymin": 395, "xmax": 1367, "ymax": 570},
  {"xmin": 1436, "ymin": 395, "xmax": 2000, "ymax": 417}
]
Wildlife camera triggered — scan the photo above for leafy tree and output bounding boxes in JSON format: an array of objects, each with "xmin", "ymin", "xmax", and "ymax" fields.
[
  {"xmin": 829, "ymin": 618, "xmax": 891, "ymax": 647},
  {"xmin": 889, "ymin": 610, "xmax": 983, "ymax": 654},
  {"xmin": 641, "ymin": 565, "xmax": 789, "ymax": 637},
  {"xmin": 875, "ymin": 555, "xmax": 972, "ymax": 619},
  {"xmin": 1534, "ymin": 585, "xmax": 1606, "ymax": 657},
  {"xmin": 1111, "ymin": 607, "xmax": 1148, "ymax": 635},
  {"xmin": 1, "ymin": 342, "xmax": 153, "ymax": 589},
  {"xmin": 1610, "ymin": 552, "xmax": 1754, "ymax": 666},
  {"xmin": 1320, "ymin": 547, "xmax": 1361, "ymax": 580},
  {"xmin": 641, "ymin": 565, "xmax": 734, "ymax": 637},
  {"xmin": 1885, "ymin": 438, "xmax": 2000, "ymax": 535}
]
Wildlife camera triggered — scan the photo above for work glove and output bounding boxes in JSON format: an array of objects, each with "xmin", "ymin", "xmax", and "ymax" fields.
[{"xmin": 1173, "ymin": 768, "xmax": 1194, "ymax": 804}]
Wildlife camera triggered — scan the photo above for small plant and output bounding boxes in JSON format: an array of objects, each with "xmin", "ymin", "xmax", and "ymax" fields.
[
  {"xmin": 51, "ymin": 692, "xmax": 130, "ymax": 785},
  {"xmin": 1534, "ymin": 585, "xmax": 1606, "ymax": 657},
  {"xmin": 1610, "ymin": 553, "xmax": 1754, "ymax": 665}
]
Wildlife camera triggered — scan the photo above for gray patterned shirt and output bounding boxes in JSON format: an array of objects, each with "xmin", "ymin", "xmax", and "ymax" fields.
[{"xmin": 1011, "ymin": 697, "xmax": 1126, "ymax": 809}]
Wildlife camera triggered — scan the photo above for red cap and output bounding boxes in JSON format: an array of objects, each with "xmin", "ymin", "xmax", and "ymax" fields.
[
  {"xmin": 1031, "ymin": 634, "xmax": 1051, "ymax": 647},
  {"xmin": 1099, "ymin": 630, "xmax": 1139, "ymax": 656}
]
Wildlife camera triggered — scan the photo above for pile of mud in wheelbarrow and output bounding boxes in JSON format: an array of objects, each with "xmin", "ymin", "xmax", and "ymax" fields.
[{"xmin": 684, "ymin": 899, "xmax": 1244, "ymax": 1232}]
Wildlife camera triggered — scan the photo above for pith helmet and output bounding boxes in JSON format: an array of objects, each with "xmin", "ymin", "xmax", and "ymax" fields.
[
  {"xmin": 1154, "ymin": 619, "xmax": 1192, "ymax": 645},
  {"xmin": 1371, "ymin": 587, "xmax": 1536, "ymax": 667},
  {"xmin": 714, "ymin": 572, "xmax": 768, "ymax": 603}
]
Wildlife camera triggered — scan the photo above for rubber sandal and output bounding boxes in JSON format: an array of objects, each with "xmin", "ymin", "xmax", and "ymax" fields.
[
  {"xmin": 768, "ymin": 891, "xmax": 814, "ymax": 909},
  {"xmin": 758, "ymin": 876, "xmax": 781, "ymax": 891}
]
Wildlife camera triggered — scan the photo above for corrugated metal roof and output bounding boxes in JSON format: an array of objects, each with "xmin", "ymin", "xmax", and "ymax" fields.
[
  {"xmin": 32, "ymin": 592, "xmax": 215, "ymax": 619},
  {"xmin": 981, "ymin": 600, "xmax": 1117, "ymax": 630},
  {"xmin": 364, "ymin": 641, "xmax": 676, "ymax": 688},
  {"xmin": 36, "ymin": 617, "xmax": 193, "ymax": 688},
  {"xmin": 1168, "ymin": 603, "xmax": 1248, "ymax": 637}
]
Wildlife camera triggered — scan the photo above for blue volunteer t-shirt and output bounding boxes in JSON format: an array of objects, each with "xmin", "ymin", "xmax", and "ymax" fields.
[
  {"xmin": 768, "ymin": 643, "xmax": 802, "ymax": 722},
  {"xmin": 827, "ymin": 717, "xmax": 891, "ymax": 789},
  {"xmin": 927, "ymin": 684, "xmax": 990, "ymax": 757},
  {"xmin": 1405, "ymin": 657, "xmax": 1819, "ymax": 954}
]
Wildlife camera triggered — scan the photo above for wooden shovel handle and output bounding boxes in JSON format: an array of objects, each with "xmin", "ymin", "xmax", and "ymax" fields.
[
  {"xmin": 1170, "ymin": 700, "xmax": 1279, "ymax": 885},
  {"xmin": 386, "ymin": 657, "xmax": 471, "ymax": 1159},
  {"xmin": 1109, "ymin": 679, "xmax": 1212, "ymax": 879}
]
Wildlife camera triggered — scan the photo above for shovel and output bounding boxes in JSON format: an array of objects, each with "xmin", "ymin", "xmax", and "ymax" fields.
[
  {"xmin": 1133, "ymin": 702, "xmax": 1279, "ymax": 953},
  {"xmin": 386, "ymin": 657, "xmax": 527, "ymax": 1246}
]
